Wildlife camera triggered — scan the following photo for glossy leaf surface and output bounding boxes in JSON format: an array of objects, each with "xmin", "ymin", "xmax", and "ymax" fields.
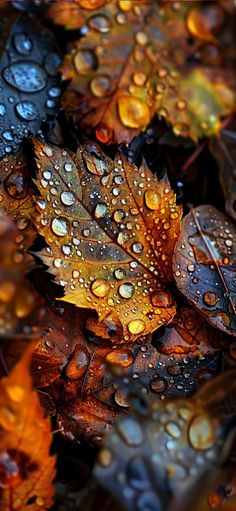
[{"xmin": 34, "ymin": 139, "xmax": 181, "ymax": 341}]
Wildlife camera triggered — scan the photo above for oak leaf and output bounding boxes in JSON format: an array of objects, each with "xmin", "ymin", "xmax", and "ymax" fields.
[
  {"xmin": 0, "ymin": 341, "xmax": 56, "ymax": 510},
  {"xmin": 173, "ymin": 205, "xmax": 236, "ymax": 337},
  {"xmin": 94, "ymin": 369, "xmax": 236, "ymax": 511},
  {"xmin": 59, "ymin": 0, "xmax": 236, "ymax": 143},
  {"xmin": 33, "ymin": 139, "xmax": 181, "ymax": 341}
]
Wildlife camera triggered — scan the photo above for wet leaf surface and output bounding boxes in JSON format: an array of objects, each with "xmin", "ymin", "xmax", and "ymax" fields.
[
  {"xmin": 0, "ymin": 8, "xmax": 61, "ymax": 156},
  {"xmin": 94, "ymin": 370, "xmax": 236, "ymax": 511},
  {"xmin": 33, "ymin": 138, "xmax": 181, "ymax": 341},
  {"xmin": 173, "ymin": 205, "xmax": 236, "ymax": 338},
  {"xmin": 59, "ymin": 0, "xmax": 235, "ymax": 143},
  {"xmin": 0, "ymin": 342, "xmax": 56, "ymax": 510}
]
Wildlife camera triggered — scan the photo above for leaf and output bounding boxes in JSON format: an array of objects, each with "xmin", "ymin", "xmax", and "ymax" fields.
[
  {"xmin": 154, "ymin": 305, "xmax": 228, "ymax": 357},
  {"xmin": 173, "ymin": 205, "xmax": 236, "ymax": 337},
  {"xmin": 59, "ymin": 0, "xmax": 236, "ymax": 143},
  {"xmin": 33, "ymin": 139, "xmax": 181, "ymax": 341},
  {"xmin": 210, "ymin": 127, "xmax": 236, "ymax": 222},
  {"xmin": 31, "ymin": 300, "xmax": 222, "ymax": 443},
  {"xmin": 0, "ymin": 216, "xmax": 43, "ymax": 339},
  {"xmin": 0, "ymin": 341, "xmax": 56, "ymax": 510},
  {"xmin": 0, "ymin": 8, "xmax": 61, "ymax": 156},
  {"xmin": 0, "ymin": 152, "xmax": 36, "ymax": 252},
  {"xmin": 94, "ymin": 369, "xmax": 236, "ymax": 511}
]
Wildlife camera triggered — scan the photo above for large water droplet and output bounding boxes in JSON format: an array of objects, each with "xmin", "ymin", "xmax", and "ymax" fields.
[
  {"xmin": 65, "ymin": 347, "xmax": 89, "ymax": 379},
  {"xmin": 15, "ymin": 101, "xmax": 38, "ymax": 121},
  {"xmin": 51, "ymin": 217, "xmax": 69, "ymax": 236},
  {"xmin": 165, "ymin": 422, "xmax": 181, "ymax": 439},
  {"xmin": 94, "ymin": 203, "xmax": 107, "ymax": 218},
  {"xmin": 128, "ymin": 319, "xmax": 145, "ymax": 335},
  {"xmin": 151, "ymin": 377, "xmax": 167, "ymax": 393},
  {"xmin": 0, "ymin": 104, "xmax": 6, "ymax": 116},
  {"xmin": 3, "ymin": 62, "xmax": 47, "ymax": 92},
  {"xmin": 203, "ymin": 291, "xmax": 220, "ymax": 306},
  {"xmin": 88, "ymin": 14, "xmax": 112, "ymax": 33},
  {"xmin": 91, "ymin": 279, "xmax": 110, "ymax": 298},
  {"xmin": 144, "ymin": 190, "xmax": 160, "ymax": 210},
  {"xmin": 132, "ymin": 242, "xmax": 143, "ymax": 254},
  {"xmin": 61, "ymin": 191, "xmax": 75, "ymax": 206},
  {"xmin": 114, "ymin": 268, "xmax": 126, "ymax": 280},
  {"xmin": 117, "ymin": 417, "xmax": 143, "ymax": 446},
  {"xmin": 74, "ymin": 49, "xmax": 98, "ymax": 75},
  {"xmin": 106, "ymin": 348, "xmax": 134, "ymax": 368},
  {"xmin": 188, "ymin": 413, "xmax": 216, "ymax": 450},
  {"xmin": 90, "ymin": 75, "xmax": 113, "ymax": 97},
  {"xmin": 118, "ymin": 96, "xmax": 150, "ymax": 128},
  {"xmin": 118, "ymin": 282, "xmax": 134, "ymax": 299}
]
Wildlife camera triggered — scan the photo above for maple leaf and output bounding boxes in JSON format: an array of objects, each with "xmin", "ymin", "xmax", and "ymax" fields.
[
  {"xmin": 33, "ymin": 139, "xmax": 181, "ymax": 341},
  {"xmin": 173, "ymin": 205, "xmax": 236, "ymax": 338},
  {"xmin": 0, "ymin": 341, "xmax": 56, "ymax": 511},
  {"xmin": 0, "ymin": 153, "xmax": 36, "ymax": 252},
  {"xmin": 94, "ymin": 369, "xmax": 236, "ymax": 511},
  {"xmin": 0, "ymin": 216, "xmax": 43, "ymax": 339},
  {"xmin": 59, "ymin": 0, "xmax": 236, "ymax": 143}
]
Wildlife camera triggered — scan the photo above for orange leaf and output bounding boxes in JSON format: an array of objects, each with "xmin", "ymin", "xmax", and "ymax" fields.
[
  {"xmin": 59, "ymin": 0, "xmax": 236, "ymax": 143},
  {"xmin": 33, "ymin": 139, "xmax": 181, "ymax": 341},
  {"xmin": 0, "ymin": 342, "xmax": 56, "ymax": 510}
]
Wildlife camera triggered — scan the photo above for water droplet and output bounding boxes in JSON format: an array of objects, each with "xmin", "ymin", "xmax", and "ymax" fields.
[
  {"xmin": 114, "ymin": 268, "xmax": 126, "ymax": 280},
  {"xmin": 74, "ymin": 49, "xmax": 98, "ymax": 75},
  {"xmin": 135, "ymin": 31, "xmax": 148, "ymax": 45},
  {"xmin": 36, "ymin": 497, "xmax": 45, "ymax": 507},
  {"xmin": 61, "ymin": 191, "xmax": 75, "ymax": 206},
  {"xmin": 188, "ymin": 413, "xmax": 216, "ymax": 450},
  {"xmin": 13, "ymin": 33, "xmax": 32, "ymax": 55},
  {"xmin": 91, "ymin": 279, "xmax": 110, "ymax": 298},
  {"xmin": 6, "ymin": 385, "xmax": 24, "ymax": 402},
  {"xmin": 114, "ymin": 388, "xmax": 129, "ymax": 407},
  {"xmin": 127, "ymin": 457, "xmax": 151, "ymax": 490},
  {"xmin": 51, "ymin": 217, "xmax": 69, "ymax": 236},
  {"xmin": 53, "ymin": 258, "xmax": 63, "ymax": 268},
  {"xmin": 48, "ymin": 86, "xmax": 61, "ymax": 98},
  {"xmin": 132, "ymin": 242, "xmax": 143, "ymax": 254},
  {"xmin": 117, "ymin": 417, "xmax": 143, "ymax": 446},
  {"xmin": 66, "ymin": 347, "xmax": 89, "ymax": 379},
  {"xmin": 15, "ymin": 100, "xmax": 39, "ymax": 121},
  {"xmin": 88, "ymin": 14, "xmax": 112, "ymax": 33},
  {"xmin": 151, "ymin": 377, "xmax": 167, "ymax": 393},
  {"xmin": 64, "ymin": 162, "xmax": 73, "ymax": 172},
  {"xmin": 117, "ymin": 232, "xmax": 128, "ymax": 245},
  {"xmin": 98, "ymin": 448, "xmax": 113, "ymax": 467},
  {"xmin": 94, "ymin": 203, "xmax": 107, "ymax": 219},
  {"xmin": 118, "ymin": 95, "xmax": 150, "ymax": 128},
  {"xmin": 176, "ymin": 99, "xmax": 187, "ymax": 110},
  {"xmin": 203, "ymin": 291, "xmax": 220, "ymax": 306},
  {"xmin": 118, "ymin": 282, "xmax": 134, "ymax": 299},
  {"xmin": 187, "ymin": 4, "xmax": 225, "ymax": 43},
  {"xmin": 114, "ymin": 209, "xmax": 126, "ymax": 223},
  {"xmin": 151, "ymin": 291, "xmax": 173, "ymax": 308},
  {"xmin": 128, "ymin": 319, "xmax": 145, "ymax": 335},
  {"xmin": 3, "ymin": 62, "xmax": 47, "ymax": 92},
  {"xmin": 0, "ymin": 103, "xmax": 6, "ymax": 116},
  {"xmin": 106, "ymin": 348, "xmax": 134, "ymax": 368},
  {"xmin": 187, "ymin": 263, "xmax": 195, "ymax": 272},
  {"xmin": 144, "ymin": 190, "xmax": 160, "ymax": 210},
  {"xmin": 165, "ymin": 422, "xmax": 181, "ymax": 439}
]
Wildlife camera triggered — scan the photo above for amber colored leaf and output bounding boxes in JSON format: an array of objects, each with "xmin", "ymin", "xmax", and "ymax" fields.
[
  {"xmin": 94, "ymin": 369, "xmax": 236, "ymax": 511},
  {"xmin": 173, "ymin": 205, "xmax": 236, "ymax": 337},
  {"xmin": 33, "ymin": 139, "xmax": 181, "ymax": 341},
  {"xmin": 0, "ymin": 216, "xmax": 43, "ymax": 339},
  {"xmin": 0, "ymin": 153, "xmax": 36, "ymax": 252},
  {"xmin": 210, "ymin": 128, "xmax": 236, "ymax": 222},
  {"xmin": 0, "ymin": 342, "xmax": 56, "ymax": 510},
  {"xmin": 59, "ymin": 0, "xmax": 235, "ymax": 143},
  {"xmin": 30, "ymin": 300, "xmax": 222, "ymax": 442}
]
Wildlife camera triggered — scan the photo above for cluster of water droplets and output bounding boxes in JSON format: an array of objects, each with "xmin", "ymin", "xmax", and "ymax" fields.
[{"xmin": 0, "ymin": 13, "xmax": 61, "ymax": 155}]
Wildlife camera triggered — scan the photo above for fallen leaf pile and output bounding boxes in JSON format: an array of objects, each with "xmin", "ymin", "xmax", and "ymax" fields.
[{"xmin": 0, "ymin": 1, "xmax": 236, "ymax": 510}]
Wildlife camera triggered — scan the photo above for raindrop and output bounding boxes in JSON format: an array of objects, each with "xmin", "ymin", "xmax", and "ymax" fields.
[
  {"xmin": 91, "ymin": 279, "xmax": 110, "ymax": 298},
  {"xmin": 151, "ymin": 377, "xmax": 167, "ymax": 393},
  {"xmin": 165, "ymin": 422, "xmax": 181, "ymax": 439},
  {"xmin": 128, "ymin": 319, "xmax": 145, "ymax": 335},
  {"xmin": 118, "ymin": 96, "xmax": 150, "ymax": 128},
  {"xmin": 64, "ymin": 162, "xmax": 73, "ymax": 172},
  {"xmin": 13, "ymin": 33, "xmax": 33, "ymax": 55},
  {"xmin": 74, "ymin": 49, "xmax": 98, "ymax": 75},
  {"xmin": 15, "ymin": 100, "xmax": 39, "ymax": 121},
  {"xmin": 94, "ymin": 203, "xmax": 107, "ymax": 218},
  {"xmin": 144, "ymin": 190, "xmax": 160, "ymax": 210},
  {"xmin": 61, "ymin": 191, "xmax": 75, "ymax": 206},
  {"xmin": 188, "ymin": 413, "xmax": 216, "ymax": 450},
  {"xmin": 106, "ymin": 349, "xmax": 134, "ymax": 368},
  {"xmin": 3, "ymin": 62, "xmax": 47, "ymax": 92},
  {"xmin": 117, "ymin": 417, "xmax": 143, "ymax": 446},
  {"xmin": 203, "ymin": 291, "xmax": 220, "ymax": 306},
  {"xmin": 114, "ymin": 268, "xmax": 126, "ymax": 280},
  {"xmin": 0, "ymin": 104, "xmax": 6, "ymax": 116},
  {"xmin": 132, "ymin": 242, "xmax": 143, "ymax": 254},
  {"xmin": 88, "ymin": 14, "xmax": 112, "ymax": 33},
  {"xmin": 51, "ymin": 217, "xmax": 69, "ymax": 236},
  {"xmin": 118, "ymin": 283, "xmax": 134, "ymax": 299},
  {"xmin": 90, "ymin": 75, "xmax": 113, "ymax": 97}
]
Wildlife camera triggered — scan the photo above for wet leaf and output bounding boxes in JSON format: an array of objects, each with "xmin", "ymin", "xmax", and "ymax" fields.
[
  {"xmin": 0, "ymin": 216, "xmax": 43, "ymax": 339},
  {"xmin": 33, "ymin": 139, "xmax": 181, "ymax": 341},
  {"xmin": 210, "ymin": 127, "xmax": 236, "ymax": 222},
  {"xmin": 0, "ymin": 9, "xmax": 61, "ymax": 156},
  {"xmin": 31, "ymin": 301, "xmax": 222, "ymax": 443},
  {"xmin": 59, "ymin": 0, "xmax": 235, "ymax": 143},
  {"xmin": 94, "ymin": 369, "xmax": 236, "ymax": 511},
  {"xmin": 0, "ymin": 152, "xmax": 36, "ymax": 251},
  {"xmin": 0, "ymin": 342, "xmax": 56, "ymax": 510},
  {"xmin": 173, "ymin": 205, "xmax": 236, "ymax": 338}
]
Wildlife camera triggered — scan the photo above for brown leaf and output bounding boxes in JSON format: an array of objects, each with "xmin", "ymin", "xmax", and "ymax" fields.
[
  {"xmin": 33, "ymin": 139, "xmax": 181, "ymax": 341},
  {"xmin": 0, "ymin": 341, "xmax": 56, "ymax": 511},
  {"xmin": 59, "ymin": 0, "xmax": 235, "ymax": 143},
  {"xmin": 173, "ymin": 205, "xmax": 236, "ymax": 337}
]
